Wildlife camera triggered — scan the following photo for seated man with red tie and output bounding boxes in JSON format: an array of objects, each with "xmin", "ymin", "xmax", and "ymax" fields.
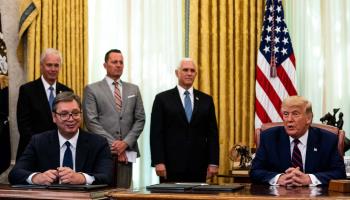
[
  {"xmin": 9, "ymin": 92, "xmax": 113, "ymax": 185},
  {"xmin": 250, "ymin": 96, "xmax": 346, "ymax": 186}
]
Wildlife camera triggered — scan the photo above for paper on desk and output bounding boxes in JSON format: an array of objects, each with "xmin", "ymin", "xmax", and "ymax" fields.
[{"xmin": 126, "ymin": 151, "xmax": 137, "ymax": 163}]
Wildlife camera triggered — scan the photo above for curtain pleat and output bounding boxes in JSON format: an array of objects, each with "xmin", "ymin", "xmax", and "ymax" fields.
[
  {"xmin": 18, "ymin": 0, "xmax": 88, "ymax": 98},
  {"xmin": 187, "ymin": 0, "xmax": 264, "ymax": 180}
]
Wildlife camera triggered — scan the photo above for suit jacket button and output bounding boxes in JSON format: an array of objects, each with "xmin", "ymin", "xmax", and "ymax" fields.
[{"xmin": 120, "ymin": 117, "xmax": 122, "ymax": 120}]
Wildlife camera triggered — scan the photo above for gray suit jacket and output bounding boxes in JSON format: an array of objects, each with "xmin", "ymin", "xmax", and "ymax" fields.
[{"xmin": 82, "ymin": 78, "xmax": 145, "ymax": 156}]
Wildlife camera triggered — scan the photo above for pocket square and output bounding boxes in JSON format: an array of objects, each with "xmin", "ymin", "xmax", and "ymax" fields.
[{"xmin": 128, "ymin": 94, "xmax": 136, "ymax": 98}]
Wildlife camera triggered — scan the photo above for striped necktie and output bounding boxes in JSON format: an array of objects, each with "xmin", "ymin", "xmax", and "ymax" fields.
[
  {"xmin": 184, "ymin": 90, "xmax": 192, "ymax": 122},
  {"xmin": 114, "ymin": 81, "xmax": 122, "ymax": 112},
  {"xmin": 48, "ymin": 86, "xmax": 54, "ymax": 111},
  {"xmin": 291, "ymin": 139, "xmax": 303, "ymax": 171}
]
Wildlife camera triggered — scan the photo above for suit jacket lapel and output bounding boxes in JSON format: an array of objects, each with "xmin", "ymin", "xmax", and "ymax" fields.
[
  {"xmin": 305, "ymin": 128, "xmax": 320, "ymax": 173},
  {"xmin": 191, "ymin": 90, "xmax": 200, "ymax": 123},
  {"xmin": 75, "ymin": 130, "xmax": 89, "ymax": 172},
  {"xmin": 101, "ymin": 79, "xmax": 119, "ymax": 113},
  {"xmin": 171, "ymin": 87, "xmax": 188, "ymax": 123},
  {"xmin": 278, "ymin": 129, "xmax": 292, "ymax": 170},
  {"xmin": 121, "ymin": 82, "xmax": 129, "ymax": 114},
  {"xmin": 35, "ymin": 79, "xmax": 52, "ymax": 118},
  {"xmin": 48, "ymin": 131, "xmax": 60, "ymax": 168}
]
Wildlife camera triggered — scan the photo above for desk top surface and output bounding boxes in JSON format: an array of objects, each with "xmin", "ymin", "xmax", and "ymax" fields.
[
  {"xmin": 0, "ymin": 184, "xmax": 116, "ymax": 200},
  {"xmin": 107, "ymin": 184, "xmax": 350, "ymax": 200}
]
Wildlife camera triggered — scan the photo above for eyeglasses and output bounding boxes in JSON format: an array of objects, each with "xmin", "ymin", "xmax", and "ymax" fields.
[{"xmin": 55, "ymin": 111, "xmax": 82, "ymax": 121}]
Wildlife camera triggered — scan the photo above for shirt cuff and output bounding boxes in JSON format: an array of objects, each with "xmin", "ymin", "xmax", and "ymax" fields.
[
  {"xmin": 269, "ymin": 173, "xmax": 282, "ymax": 185},
  {"xmin": 209, "ymin": 164, "xmax": 218, "ymax": 167},
  {"xmin": 308, "ymin": 174, "xmax": 322, "ymax": 186},
  {"xmin": 82, "ymin": 173, "xmax": 95, "ymax": 185},
  {"xmin": 27, "ymin": 172, "xmax": 39, "ymax": 184}
]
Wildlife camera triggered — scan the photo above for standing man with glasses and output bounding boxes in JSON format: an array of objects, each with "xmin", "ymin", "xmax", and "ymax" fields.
[
  {"xmin": 9, "ymin": 92, "xmax": 113, "ymax": 185},
  {"xmin": 83, "ymin": 49, "xmax": 145, "ymax": 188},
  {"xmin": 250, "ymin": 96, "xmax": 346, "ymax": 186},
  {"xmin": 150, "ymin": 58, "xmax": 219, "ymax": 183},
  {"xmin": 16, "ymin": 48, "xmax": 72, "ymax": 160}
]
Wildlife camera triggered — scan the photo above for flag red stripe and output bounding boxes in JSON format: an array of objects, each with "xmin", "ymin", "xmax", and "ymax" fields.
[
  {"xmin": 255, "ymin": 97, "xmax": 272, "ymax": 124},
  {"xmin": 256, "ymin": 66, "xmax": 283, "ymax": 117},
  {"xmin": 276, "ymin": 65, "xmax": 297, "ymax": 96}
]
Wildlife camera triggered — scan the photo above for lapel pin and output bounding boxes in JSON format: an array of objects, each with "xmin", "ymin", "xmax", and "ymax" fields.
[
  {"xmin": 313, "ymin": 148, "xmax": 317, "ymax": 152},
  {"xmin": 196, "ymin": 97, "xmax": 199, "ymax": 100}
]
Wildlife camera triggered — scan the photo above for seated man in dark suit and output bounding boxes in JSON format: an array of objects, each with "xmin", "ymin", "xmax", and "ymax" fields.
[
  {"xmin": 250, "ymin": 96, "xmax": 346, "ymax": 186},
  {"xmin": 9, "ymin": 92, "xmax": 113, "ymax": 185}
]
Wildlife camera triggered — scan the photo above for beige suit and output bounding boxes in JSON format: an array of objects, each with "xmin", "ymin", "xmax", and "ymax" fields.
[{"xmin": 83, "ymin": 78, "xmax": 145, "ymax": 187}]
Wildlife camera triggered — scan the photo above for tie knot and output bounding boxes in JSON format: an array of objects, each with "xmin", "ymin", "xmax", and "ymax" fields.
[
  {"xmin": 114, "ymin": 81, "xmax": 119, "ymax": 87},
  {"xmin": 49, "ymin": 86, "xmax": 54, "ymax": 91},
  {"xmin": 294, "ymin": 139, "xmax": 300, "ymax": 145},
  {"xmin": 184, "ymin": 90, "xmax": 190, "ymax": 96},
  {"xmin": 65, "ymin": 141, "xmax": 71, "ymax": 147}
]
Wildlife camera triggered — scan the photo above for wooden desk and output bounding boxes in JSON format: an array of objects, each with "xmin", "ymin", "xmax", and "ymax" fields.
[
  {"xmin": 107, "ymin": 184, "xmax": 350, "ymax": 200},
  {"xmin": 0, "ymin": 184, "xmax": 115, "ymax": 200}
]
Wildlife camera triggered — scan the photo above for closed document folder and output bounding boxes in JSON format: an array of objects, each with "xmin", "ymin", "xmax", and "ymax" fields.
[{"xmin": 12, "ymin": 184, "xmax": 108, "ymax": 190}]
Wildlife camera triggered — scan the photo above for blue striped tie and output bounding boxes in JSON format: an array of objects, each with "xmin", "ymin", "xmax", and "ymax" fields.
[
  {"xmin": 48, "ymin": 86, "xmax": 54, "ymax": 111},
  {"xmin": 184, "ymin": 91, "xmax": 192, "ymax": 122}
]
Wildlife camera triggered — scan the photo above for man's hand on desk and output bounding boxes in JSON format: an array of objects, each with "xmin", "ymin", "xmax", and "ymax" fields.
[
  {"xmin": 57, "ymin": 167, "xmax": 86, "ymax": 184},
  {"xmin": 32, "ymin": 169, "xmax": 58, "ymax": 185},
  {"xmin": 155, "ymin": 163, "xmax": 167, "ymax": 178},
  {"xmin": 277, "ymin": 167, "xmax": 312, "ymax": 186}
]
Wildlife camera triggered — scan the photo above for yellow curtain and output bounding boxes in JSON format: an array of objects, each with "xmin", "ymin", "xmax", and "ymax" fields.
[
  {"xmin": 18, "ymin": 0, "xmax": 88, "ymax": 97},
  {"xmin": 186, "ymin": 0, "xmax": 264, "ymax": 177}
]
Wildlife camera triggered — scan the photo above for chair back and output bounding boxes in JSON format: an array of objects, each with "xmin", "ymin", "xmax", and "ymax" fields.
[{"xmin": 254, "ymin": 122, "xmax": 345, "ymax": 157}]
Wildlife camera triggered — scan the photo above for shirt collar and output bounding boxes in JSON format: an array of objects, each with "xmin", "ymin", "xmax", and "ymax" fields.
[
  {"xmin": 58, "ymin": 129, "xmax": 79, "ymax": 149},
  {"xmin": 105, "ymin": 76, "xmax": 122, "ymax": 86},
  {"xmin": 289, "ymin": 129, "xmax": 309, "ymax": 146},
  {"xmin": 41, "ymin": 75, "xmax": 57, "ymax": 90},
  {"xmin": 177, "ymin": 85, "xmax": 194, "ymax": 96}
]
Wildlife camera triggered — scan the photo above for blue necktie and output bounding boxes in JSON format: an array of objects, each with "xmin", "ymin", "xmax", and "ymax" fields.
[
  {"xmin": 184, "ymin": 91, "xmax": 192, "ymax": 122},
  {"xmin": 63, "ymin": 141, "xmax": 73, "ymax": 169},
  {"xmin": 48, "ymin": 86, "xmax": 54, "ymax": 111}
]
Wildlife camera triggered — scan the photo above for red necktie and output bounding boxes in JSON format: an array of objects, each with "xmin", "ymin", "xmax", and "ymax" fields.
[
  {"xmin": 292, "ymin": 139, "xmax": 303, "ymax": 171},
  {"xmin": 114, "ymin": 81, "xmax": 122, "ymax": 112}
]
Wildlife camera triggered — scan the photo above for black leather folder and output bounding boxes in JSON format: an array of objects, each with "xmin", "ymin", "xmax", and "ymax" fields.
[
  {"xmin": 192, "ymin": 184, "xmax": 244, "ymax": 191},
  {"xmin": 146, "ymin": 183, "xmax": 196, "ymax": 192},
  {"xmin": 12, "ymin": 184, "xmax": 108, "ymax": 190}
]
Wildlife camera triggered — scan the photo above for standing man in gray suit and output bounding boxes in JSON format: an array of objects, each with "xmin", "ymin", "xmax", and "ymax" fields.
[{"xmin": 83, "ymin": 49, "xmax": 145, "ymax": 188}]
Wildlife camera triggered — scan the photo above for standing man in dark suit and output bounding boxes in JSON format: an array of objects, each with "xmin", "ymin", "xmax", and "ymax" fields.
[
  {"xmin": 250, "ymin": 96, "xmax": 346, "ymax": 186},
  {"xmin": 83, "ymin": 49, "xmax": 145, "ymax": 188},
  {"xmin": 9, "ymin": 92, "xmax": 113, "ymax": 185},
  {"xmin": 150, "ymin": 58, "xmax": 219, "ymax": 182},
  {"xmin": 16, "ymin": 48, "xmax": 72, "ymax": 160}
]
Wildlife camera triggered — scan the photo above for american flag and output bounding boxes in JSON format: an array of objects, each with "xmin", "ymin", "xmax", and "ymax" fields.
[
  {"xmin": 255, "ymin": 0, "xmax": 297, "ymax": 128},
  {"xmin": 0, "ymin": 14, "xmax": 8, "ymax": 76}
]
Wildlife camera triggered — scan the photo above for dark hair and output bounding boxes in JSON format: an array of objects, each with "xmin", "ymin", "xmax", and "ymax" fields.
[
  {"xmin": 104, "ymin": 49, "xmax": 122, "ymax": 62},
  {"xmin": 52, "ymin": 91, "xmax": 82, "ymax": 112}
]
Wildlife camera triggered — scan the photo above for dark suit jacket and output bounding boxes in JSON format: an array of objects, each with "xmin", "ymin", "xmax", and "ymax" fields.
[
  {"xmin": 16, "ymin": 78, "xmax": 72, "ymax": 159},
  {"xmin": 250, "ymin": 126, "xmax": 346, "ymax": 185},
  {"xmin": 8, "ymin": 129, "xmax": 113, "ymax": 185},
  {"xmin": 150, "ymin": 87, "xmax": 219, "ymax": 180},
  {"xmin": 0, "ymin": 87, "xmax": 10, "ymax": 174}
]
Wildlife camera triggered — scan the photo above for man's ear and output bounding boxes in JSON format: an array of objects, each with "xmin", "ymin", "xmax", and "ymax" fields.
[
  {"xmin": 52, "ymin": 113, "xmax": 57, "ymax": 123},
  {"xmin": 175, "ymin": 69, "xmax": 179, "ymax": 78}
]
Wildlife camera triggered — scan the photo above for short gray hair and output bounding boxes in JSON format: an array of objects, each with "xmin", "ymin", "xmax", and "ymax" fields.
[
  {"xmin": 177, "ymin": 58, "xmax": 196, "ymax": 70},
  {"xmin": 40, "ymin": 48, "xmax": 63, "ymax": 65},
  {"xmin": 52, "ymin": 91, "xmax": 81, "ymax": 112}
]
